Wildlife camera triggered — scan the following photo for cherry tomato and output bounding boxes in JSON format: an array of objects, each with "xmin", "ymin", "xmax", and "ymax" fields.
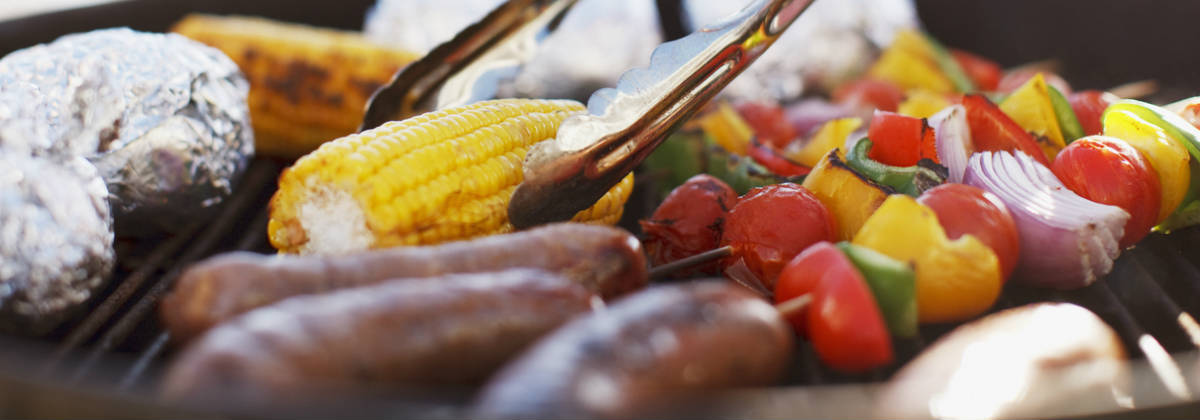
[
  {"xmin": 833, "ymin": 78, "xmax": 905, "ymax": 112},
  {"xmin": 736, "ymin": 101, "xmax": 798, "ymax": 149},
  {"xmin": 1051, "ymin": 136, "xmax": 1161, "ymax": 248},
  {"xmin": 998, "ymin": 69, "xmax": 1072, "ymax": 96},
  {"xmin": 918, "ymin": 183, "xmax": 1020, "ymax": 281},
  {"xmin": 775, "ymin": 242, "xmax": 893, "ymax": 373},
  {"xmin": 640, "ymin": 175, "xmax": 738, "ymax": 275},
  {"xmin": 747, "ymin": 140, "xmax": 811, "ymax": 177},
  {"xmin": 1069, "ymin": 90, "xmax": 1119, "ymax": 137},
  {"xmin": 950, "ymin": 49, "xmax": 1002, "ymax": 91},
  {"xmin": 961, "ymin": 94, "xmax": 1051, "ymax": 165},
  {"xmin": 866, "ymin": 111, "xmax": 938, "ymax": 167},
  {"xmin": 720, "ymin": 183, "xmax": 836, "ymax": 289}
]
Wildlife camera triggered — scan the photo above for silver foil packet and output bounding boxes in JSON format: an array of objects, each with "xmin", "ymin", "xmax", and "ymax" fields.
[
  {"xmin": 0, "ymin": 153, "xmax": 114, "ymax": 335},
  {"xmin": 363, "ymin": 0, "xmax": 917, "ymax": 102},
  {"xmin": 0, "ymin": 28, "xmax": 254, "ymax": 234}
]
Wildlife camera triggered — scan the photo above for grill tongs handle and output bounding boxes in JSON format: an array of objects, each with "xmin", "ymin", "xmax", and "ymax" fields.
[
  {"xmin": 508, "ymin": 0, "xmax": 815, "ymax": 228},
  {"xmin": 360, "ymin": 0, "xmax": 578, "ymax": 131}
]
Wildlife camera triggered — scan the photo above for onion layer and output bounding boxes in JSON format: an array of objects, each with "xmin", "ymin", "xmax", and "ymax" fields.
[
  {"xmin": 930, "ymin": 105, "xmax": 972, "ymax": 183},
  {"xmin": 963, "ymin": 151, "xmax": 1129, "ymax": 289}
]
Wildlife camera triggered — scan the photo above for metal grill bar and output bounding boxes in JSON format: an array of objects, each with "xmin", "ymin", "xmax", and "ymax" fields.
[{"xmin": 62, "ymin": 160, "xmax": 281, "ymax": 385}]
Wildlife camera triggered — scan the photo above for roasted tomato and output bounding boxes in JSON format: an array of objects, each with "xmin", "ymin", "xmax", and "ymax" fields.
[
  {"xmin": 918, "ymin": 183, "xmax": 1020, "ymax": 280},
  {"xmin": 720, "ymin": 183, "xmax": 836, "ymax": 289},
  {"xmin": 1070, "ymin": 90, "xmax": 1119, "ymax": 137},
  {"xmin": 833, "ymin": 78, "xmax": 905, "ymax": 112},
  {"xmin": 736, "ymin": 101, "xmax": 799, "ymax": 149},
  {"xmin": 1052, "ymin": 135, "xmax": 1161, "ymax": 248},
  {"xmin": 962, "ymin": 94, "xmax": 1051, "ymax": 165},
  {"xmin": 775, "ymin": 242, "xmax": 893, "ymax": 373},
  {"xmin": 640, "ymin": 175, "xmax": 738, "ymax": 275},
  {"xmin": 866, "ymin": 111, "xmax": 938, "ymax": 167},
  {"xmin": 950, "ymin": 49, "xmax": 1002, "ymax": 91}
]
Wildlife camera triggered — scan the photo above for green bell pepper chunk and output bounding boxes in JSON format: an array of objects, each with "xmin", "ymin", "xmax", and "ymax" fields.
[
  {"xmin": 1048, "ymin": 85, "xmax": 1085, "ymax": 143},
  {"xmin": 837, "ymin": 241, "xmax": 918, "ymax": 338},
  {"xmin": 845, "ymin": 138, "xmax": 947, "ymax": 197},
  {"xmin": 643, "ymin": 130, "xmax": 792, "ymax": 199}
]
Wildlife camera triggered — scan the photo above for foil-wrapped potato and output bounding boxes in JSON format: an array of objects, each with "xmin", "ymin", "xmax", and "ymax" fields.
[
  {"xmin": 0, "ymin": 28, "xmax": 254, "ymax": 234},
  {"xmin": 0, "ymin": 154, "xmax": 114, "ymax": 335}
]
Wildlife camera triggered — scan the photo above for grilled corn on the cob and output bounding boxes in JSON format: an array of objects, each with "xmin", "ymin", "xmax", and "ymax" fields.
[
  {"xmin": 172, "ymin": 14, "xmax": 421, "ymax": 158},
  {"xmin": 268, "ymin": 99, "xmax": 634, "ymax": 254}
]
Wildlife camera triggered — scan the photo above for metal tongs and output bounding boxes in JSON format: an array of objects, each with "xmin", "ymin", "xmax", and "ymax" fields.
[
  {"xmin": 361, "ymin": 0, "xmax": 579, "ymax": 130},
  {"xmin": 362, "ymin": 0, "xmax": 814, "ymax": 227}
]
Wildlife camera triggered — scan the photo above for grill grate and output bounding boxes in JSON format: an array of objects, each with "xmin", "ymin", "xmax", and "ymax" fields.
[{"xmin": 24, "ymin": 155, "xmax": 1200, "ymax": 416}]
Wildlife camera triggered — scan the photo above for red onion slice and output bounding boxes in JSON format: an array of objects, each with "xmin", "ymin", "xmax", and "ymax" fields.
[
  {"xmin": 964, "ymin": 151, "xmax": 1129, "ymax": 289},
  {"xmin": 929, "ymin": 105, "xmax": 972, "ymax": 183}
]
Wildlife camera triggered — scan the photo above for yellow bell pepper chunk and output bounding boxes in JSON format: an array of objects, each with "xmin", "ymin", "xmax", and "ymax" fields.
[
  {"xmin": 1103, "ymin": 108, "xmax": 1191, "ymax": 222},
  {"xmin": 1000, "ymin": 73, "xmax": 1066, "ymax": 159},
  {"xmin": 697, "ymin": 102, "xmax": 753, "ymax": 156},
  {"xmin": 898, "ymin": 89, "xmax": 951, "ymax": 118},
  {"xmin": 890, "ymin": 29, "xmax": 938, "ymax": 61},
  {"xmin": 868, "ymin": 44, "xmax": 954, "ymax": 94},
  {"xmin": 802, "ymin": 148, "xmax": 890, "ymax": 241},
  {"xmin": 788, "ymin": 117, "xmax": 862, "ymax": 168},
  {"xmin": 853, "ymin": 195, "xmax": 1002, "ymax": 323}
]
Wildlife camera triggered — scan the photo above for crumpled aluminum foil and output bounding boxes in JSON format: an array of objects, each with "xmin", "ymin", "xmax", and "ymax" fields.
[
  {"xmin": 0, "ymin": 154, "xmax": 114, "ymax": 335},
  {"xmin": 363, "ymin": 0, "xmax": 917, "ymax": 102},
  {"xmin": 0, "ymin": 28, "xmax": 254, "ymax": 234}
]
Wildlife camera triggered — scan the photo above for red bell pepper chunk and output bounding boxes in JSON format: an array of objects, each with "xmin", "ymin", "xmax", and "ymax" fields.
[
  {"xmin": 747, "ymin": 140, "xmax": 811, "ymax": 177},
  {"xmin": 775, "ymin": 242, "xmax": 894, "ymax": 373},
  {"xmin": 866, "ymin": 111, "xmax": 939, "ymax": 167},
  {"xmin": 961, "ymin": 94, "xmax": 1051, "ymax": 165}
]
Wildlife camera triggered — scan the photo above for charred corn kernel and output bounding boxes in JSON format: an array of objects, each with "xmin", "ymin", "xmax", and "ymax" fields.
[
  {"xmin": 268, "ymin": 99, "xmax": 633, "ymax": 254},
  {"xmin": 172, "ymin": 14, "xmax": 420, "ymax": 158}
]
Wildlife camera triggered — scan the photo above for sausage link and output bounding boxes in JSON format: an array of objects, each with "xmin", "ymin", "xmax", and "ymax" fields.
[
  {"xmin": 473, "ymin": 281, "xmax": 794, "ymax": 419},
  {"xmin": 161, "ymin": 223, "xmax": 646, "ymax": 341},
  {"xmin": 161, "ymin": 269, "xmax": 596, "ymax": 400}
]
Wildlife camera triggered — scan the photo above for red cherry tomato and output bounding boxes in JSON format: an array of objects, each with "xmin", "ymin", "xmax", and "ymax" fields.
[
  {"xmin": 950, "ymin": 49, "xmax": 1002, "ymax": 91},
  {"xmin": 1051, "ymin": 136, "xmax": 1161, "ymax": 248},
  {"xmin": 747, "ymin": 140, "xmax": 811, "ymax": 177},
  {"xmin": 775, "ymin": 242, "xmax": 893, "ymax": 373},
  {"xmin": 640, "ymin": 174, "xmax": 738, "ymax": 275},
  {"xmin": 866, "ymin": 111, "xmax": 939, "ymax": 167},
  {"xmin": 918, "ymin": 183, "xmax": 1020, "ymax": 281},
  {"xmin": 720, "ymin": 183, "xmax": 836, "ymax": 290},
  {"xmin": 736, "ymin": 101, "xmax": 799, "ymax": 149},
  {"xmin": 961, "ymin": 94, "xmax": 1051, "ymax": 165},
  {"xmin": 833, "ymin": 78, "xmax": 904, "ymax": 112},
  {"xmin": 998, "ymin": 69, "xmax": 1073, "ymax": 96},
  {"xmin": 1069, "ymin": 90, "xmax": 1119, "ymax": 137}
]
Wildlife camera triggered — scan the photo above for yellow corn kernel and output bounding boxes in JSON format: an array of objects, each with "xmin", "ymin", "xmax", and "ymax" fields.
[
  {"xmin": 172, "ymin": 14, "xmax": 421, "ymax": 158},
  {"xmin": 268, "ymin": 99, "xmax": 633, "ymax": 254}
]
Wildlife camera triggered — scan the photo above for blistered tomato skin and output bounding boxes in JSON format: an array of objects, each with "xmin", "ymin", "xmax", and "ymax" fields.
[
  {"xmin": 640, "ymin": 175, "xmax": 738, "ymax": 275},
  {"xmin": 720, "ymin": 183, "xmax": 836, "ymax": 290},
  {"xmin": 918, "ymin": 183, "xmax": 1021, "ymax": 280},
  {"xmin": 1052, "ymin": 136, "xmax": 1161, "ymax": 248}
]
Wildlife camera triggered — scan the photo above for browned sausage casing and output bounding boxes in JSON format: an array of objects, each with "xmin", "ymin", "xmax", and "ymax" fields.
[
  {"xmin": 161, "ymin": 223, "xmax": 646, "ymax": 341},
  {"xmin": 473, "ymin": 281, "xmax": 794, "ymax": 419},
  {"xmin": 161, "ymin": 269, "xmax": 596, "ymax": 400}
]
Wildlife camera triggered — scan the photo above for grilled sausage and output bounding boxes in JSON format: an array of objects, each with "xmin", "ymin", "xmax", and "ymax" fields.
[
  {"xmin": 473, "ymin": 281, "xmax": 794, "ymax": 419},
  {"xmin": 161, "ymin": 269, "xmax": 596, "ymax": 400},
  {"xmin": 160, "ymin": 223, "xmax": 646, "ymax": 341}
]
